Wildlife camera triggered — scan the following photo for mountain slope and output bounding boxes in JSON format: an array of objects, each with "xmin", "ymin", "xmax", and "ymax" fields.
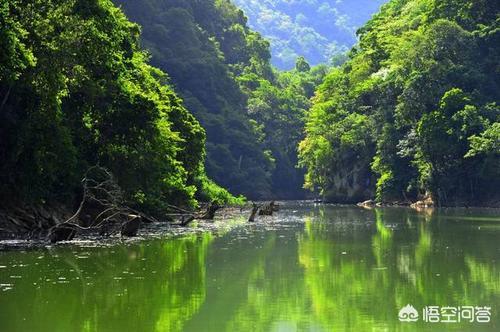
[
  {"xmin": 113, "ymin": 0, "xmax": 330, "ymax": 199},
  {"xmin": 233, "ymin": 0, "xmax": 387, "ymax": 69},
  {"xmin": 0, "ymin": 0, "xmax": 224, "ymax": 213},
  {"xmin": 299, "ymin": 0, "xmax": 500, "ymax": 205},
  {"xmin": 114, "ymin": 0, "xmax": 276, "ymax": 199}
]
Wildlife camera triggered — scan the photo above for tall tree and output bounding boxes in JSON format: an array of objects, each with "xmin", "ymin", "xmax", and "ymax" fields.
[{"xmin": 299, "ymin": 0, "xmax": 500, "ymax": 206}]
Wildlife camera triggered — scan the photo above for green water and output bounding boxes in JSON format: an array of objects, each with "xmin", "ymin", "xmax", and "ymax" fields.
[{"xmin": 0, "ymin": 203, "xmax": 499, "ymax": 331}]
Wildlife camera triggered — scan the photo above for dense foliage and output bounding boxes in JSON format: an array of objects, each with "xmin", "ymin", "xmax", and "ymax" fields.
[
  {"xmin": 0, "ymin": 0, "xmax": 240, "ymax": 213},
  {"xmin": 113, "ymin": 0, "xmax": 275, "ymax": 199},
  {"xmin": 299, "ymin": 0, "xmax": 500, "ymax": 206},
  {"xmin": 242, "ymin": 59, "xmax": 328, "ymax": 198},
  {"xmin": 114, "ymin": 0, "xmax": 322, "ymax": 199},
  {"xmin": 4, "ymin": 0, "xmax": 493, "ymax": 209},
  {"xmin": 232, "ymin": 0, "xmax": 386, "ymax": 69}
]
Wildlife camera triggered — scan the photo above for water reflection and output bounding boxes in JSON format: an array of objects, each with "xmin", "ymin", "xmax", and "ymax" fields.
[
  {"xmin": 0, "ymin": 233, "xmax": 213, "ymax": 332},
  {"xmin": 0, "ymin": 204, "xmax": 498, "ymax": 331}
]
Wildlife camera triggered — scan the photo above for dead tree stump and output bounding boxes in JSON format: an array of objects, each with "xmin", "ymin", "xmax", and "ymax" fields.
[
  {"xmin": 248, "ymin": 203, "xmax": 260, "ymax": 222},
  {"xmin": 200, "ymin": 202, "xmax": 221, "ymax": 220},
  {"xmin": 258, "ymin": 201, "xmax": 277, "ymax": 216},
  {"xmin": 121, "ymin": 215, "xmax": 141, "ymax": 237},
  {"xmin": 49, "ymin": 226, "xmax": 77, "ymax": 243}
]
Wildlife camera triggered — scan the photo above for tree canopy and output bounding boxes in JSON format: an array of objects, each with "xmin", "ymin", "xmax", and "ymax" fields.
[
  {"xmin": 299, "ymin": 0, "xmax": 500, "ymax": 206},
  {"xmin": 232, "ymin": 0, "xmax": 386, "ymax": 69},
  {"xmin": 2, "ymin": 0, "xmax": 497, "ymax": 210},
  {"xmin": 0, "ymin": 0, "xmax": 240, "ymax": 214},
  {"xmin": 114, "ymin": 0, "xmax": 325, "ymax": 199}
]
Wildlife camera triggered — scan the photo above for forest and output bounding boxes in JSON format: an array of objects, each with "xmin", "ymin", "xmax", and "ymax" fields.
[
  {"xmin": 0, "ymin": 0, "xmax": 499, "ymax": 221},
  {"xmin": 113, "ymin": 0, "xmax": 327, "ymax": 200},
  {"xmin": 0, "ymin": 0, "xmax": 325, "ymax": 223},
  {"xmin": 298, "ymin": 0, "xmax": 499, "ymax": 206},
  {"xmin": 232, "ymin": 0, "xmax": 386, "ymax": 69},
  {"xmin": 1, "ymin": 2, "xmax": 499, "ymax": 330}
]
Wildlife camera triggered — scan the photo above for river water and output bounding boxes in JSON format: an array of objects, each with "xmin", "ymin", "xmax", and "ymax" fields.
[{"xmin": 0, "ymin": 202, "xmax": 498, "ymax": 331}]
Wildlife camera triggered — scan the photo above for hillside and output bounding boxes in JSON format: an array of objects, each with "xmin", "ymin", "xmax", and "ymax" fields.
[
  {"xmin": 2, "ymin": 0, "xmax": 497, "ymax": 219},
  {"xmin": 0, "ymin": 0, "xmax": 236, "ymax": 216},
  {"xmin": 233, "ymin": 0, "xmax": 387, "ymax": 69},
  {"xmin": 114, "ymin": 0, "xmax": 326, "ymax": 199},
  {"xmin": 299, "ymin": 0, "xmax": 500, "ymax": 206}
]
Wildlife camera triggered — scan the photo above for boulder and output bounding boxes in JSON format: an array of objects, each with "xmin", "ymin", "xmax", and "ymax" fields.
[{"xmin": 357, "ymin": 199, "xmax": 376, "ymax": 208}]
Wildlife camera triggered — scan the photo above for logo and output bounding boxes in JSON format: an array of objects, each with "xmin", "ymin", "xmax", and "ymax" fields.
[
  {"xmin": 398, "ymin": 305, "xmax": 492, "ymax": 324},
  {"xmin": 399, "ymin": 304, "xmax": 419, "ymax": 322}
]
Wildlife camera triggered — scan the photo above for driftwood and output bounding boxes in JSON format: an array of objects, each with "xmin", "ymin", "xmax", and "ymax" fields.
[
  {"xmin": 1, "ymin": 166, "xmax": 261, "ymax": 242},
  {"xmin": 199, "ymin": 202, "xmax": 221, "ymax": 220},
  {"xmin": 248, "ymin": 201, "xmax": 280, "ymax": 221},
  {"xmin": 258, "ymin": 201, "xmax": 278, "ymax": 216},
  {"xmin": 180, "ymin": 215, "xmax": 196, "ymax": 227},
  {"xmin": 46, "ymin": 166, "xmax": 145, "ymax": 242},
  {"xmin": 174, "ymin": 201, "xmax": 222, "ymax": 227},
  {"xmin": 248, "ymin": 203, "xmax": 260, "ymax": 222}
]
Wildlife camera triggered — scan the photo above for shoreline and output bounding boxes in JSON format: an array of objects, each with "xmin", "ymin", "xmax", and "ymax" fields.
[
  {"xmin": 0, "ymin": 206, "xmax": 251, "ymax": 250},
  {"xmin": 351, "ymin": 197, "xmax": 500, "ymax": 210},
  {"xmin": 1, "ymin": 201, "xmax": 499, "ymax": 249}
]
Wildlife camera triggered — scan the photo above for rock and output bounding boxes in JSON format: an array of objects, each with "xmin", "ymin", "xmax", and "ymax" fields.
[
  {"xmin": 357, "ymin": 199, "xmax": 376, "ymax": 208},
  {"xmin": 411, "ymin": 196, "xmax": 435, "ymax": 209},
  {"xmin": 121, "ymin": 215, "xmax": 141, "ymax": 237},
  {"xmin": 99, "ymin": 220, "xmax": 117, "ymax": 236}
]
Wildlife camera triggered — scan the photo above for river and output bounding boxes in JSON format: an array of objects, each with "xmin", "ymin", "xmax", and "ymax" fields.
[{"xmin": 0, "ymin": 202, "xmax": 498, "ymax": 331}]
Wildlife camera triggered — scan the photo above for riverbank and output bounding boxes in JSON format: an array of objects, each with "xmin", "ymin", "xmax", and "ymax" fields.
[
  {"xmin": 0, "ymin": 205, "xmax": 252, "ymax": 250},
  {"xmin": 0, "ymin": 201, "xmax": 285, "ymax": 250},
  {"xmin": 2, "ymin": 199, "xmax": 499, "ymax": 250},
  {"xmin": 355, "ymin": 197, "xmax": 500, "ymax": 209}
]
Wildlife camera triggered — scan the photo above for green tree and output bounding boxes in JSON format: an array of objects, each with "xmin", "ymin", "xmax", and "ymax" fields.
[
  {"xmin": 0, "ymin": 0, "xmax": 237, "ymax": 215},
  {"xmin": 299, "ymin": 0, "xmax": 500, "ymax": 205},
  {"xmin": 295, "ymin": 56, "xmax": 311, "ymax": 72}
]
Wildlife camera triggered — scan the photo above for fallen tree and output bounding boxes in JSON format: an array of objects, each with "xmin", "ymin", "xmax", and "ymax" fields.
[
  {"xmin": 0, "ymin": 167, "xmax": 280, "ymax": 243},
  {"xmin": 0, "ymin": 166, "xmax": 228, "ymax": 243},
  {"xmin": 46, "ymin": 166, "xmax": 147, "ymax": 242},
  {"xmin": 49, "ymin": 167, "xmax": 228, "ymax": 240}
]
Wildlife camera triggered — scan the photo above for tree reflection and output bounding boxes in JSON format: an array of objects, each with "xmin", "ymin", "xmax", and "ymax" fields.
[
  {"xmin": 0, "ymin": 233, "xmax": 213, "ymax": 332},
  {"xmin": 297, "ymin": 207, "xmax": 499, "ymax": 330},
  {"xmin": 0, "ymin": 206, "xmax": 498, "ymax": 331}
]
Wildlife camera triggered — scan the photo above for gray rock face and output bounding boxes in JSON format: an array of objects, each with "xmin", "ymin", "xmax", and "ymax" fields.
[{"xmin": 323, "ymin": 163, "xmax": 374, "ymax": 203}]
